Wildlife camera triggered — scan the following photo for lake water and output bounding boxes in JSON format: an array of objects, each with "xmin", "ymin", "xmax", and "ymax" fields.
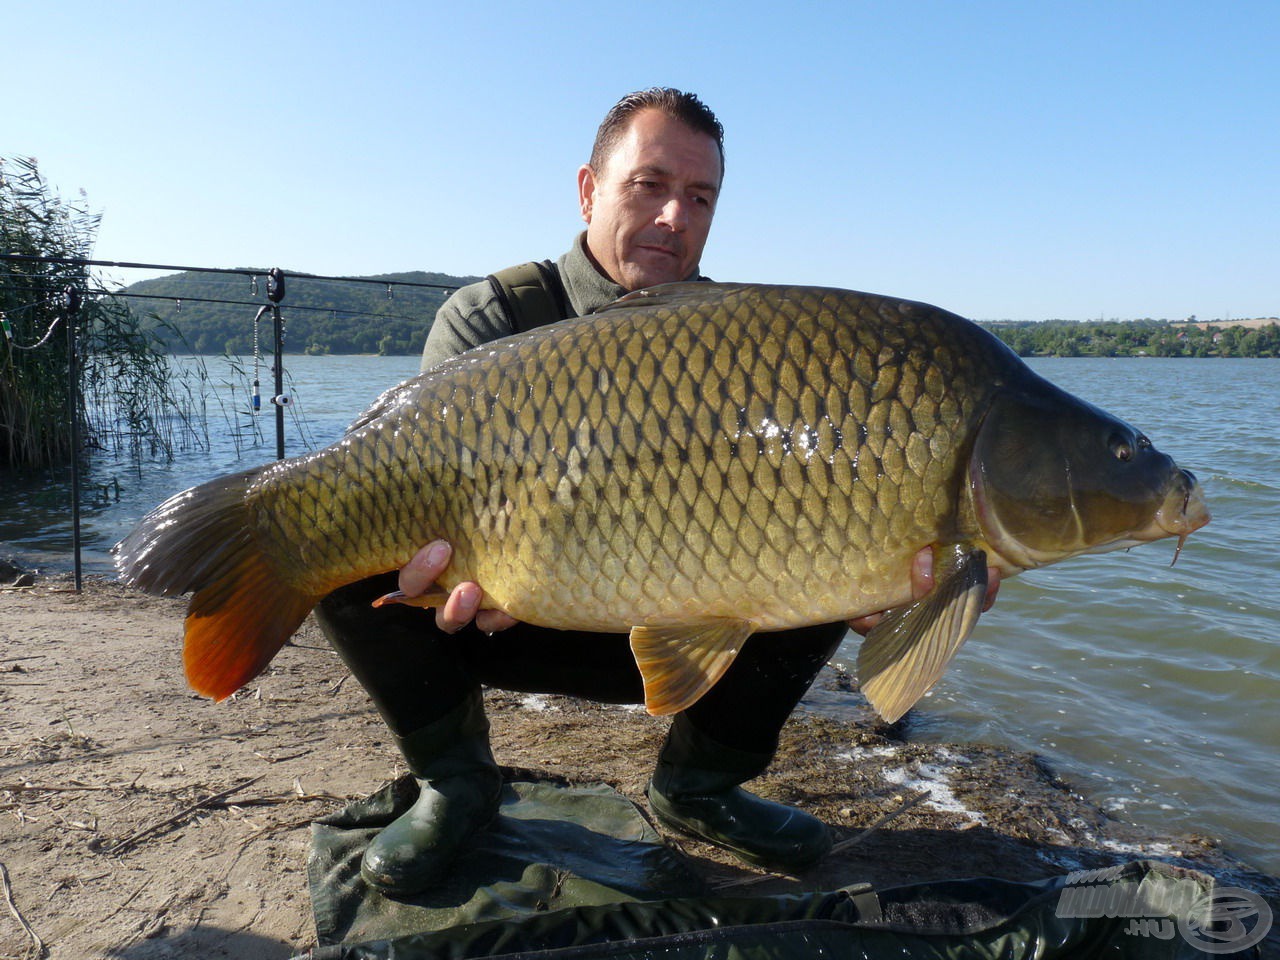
[{"xmin": 2, "ymin": 354, "xmax": 1276, "ymax": 876}]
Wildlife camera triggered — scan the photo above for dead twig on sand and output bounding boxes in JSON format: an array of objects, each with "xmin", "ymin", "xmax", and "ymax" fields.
[
  {"xmin": 239, "ymin": 814, "xmax": 324, "ymax": 843},
  {"xmin": 251, "ymin": 749, "xmax": 312, "ymax": 764},
  {"xmin": 103, "ymin": 776, "xmax": 262, "ymax": 856},
  {"xmin": 0, "ymin": 782, "xmax": 130, "ymax": 794},
  {"xmin": 828, "ymin": 789, "xmax": 931, "ymax": 855},
  {"xmin": 211, "ymin": 790, "xmax": 347, "ymax": 810},
  {"xmin": 0, "ymin": 861, "xmax": 46, "ymax": 960}
]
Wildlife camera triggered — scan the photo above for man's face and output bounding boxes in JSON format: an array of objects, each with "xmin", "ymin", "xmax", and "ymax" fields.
[{"xmin": 578, "ymin": 108, "xmax": 722, "ymax": 291}]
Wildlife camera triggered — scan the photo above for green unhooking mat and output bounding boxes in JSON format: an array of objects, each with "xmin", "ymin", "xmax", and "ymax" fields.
[
  {"xmin": 307, "ymin": 776, "xmax": 706, "ymax": 943},
  {"xmin": 301, "ymin": 776, "xmax": 1263, "ymax": 959}
]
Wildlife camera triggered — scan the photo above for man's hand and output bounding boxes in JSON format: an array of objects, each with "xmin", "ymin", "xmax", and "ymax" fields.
[
  {"xmin": 399, "ymin": 540, "xmax": 519, "ymax": 634},
  {"xmin": 400, "ymin": 541, "xmax": 998, "ymax": 638},
  {"xmin": 847, "ymin": 547, "xmax": 1001, "ymax": 636}
]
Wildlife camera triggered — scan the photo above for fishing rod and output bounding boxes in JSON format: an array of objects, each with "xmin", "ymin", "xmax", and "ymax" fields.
[
  {"xmin": 0, "ymin": 282, "xmax": 431, "ymax": 325},
  {"xmin": 0, "ymin": 253, "xmax": 463, "ymax": 292}
]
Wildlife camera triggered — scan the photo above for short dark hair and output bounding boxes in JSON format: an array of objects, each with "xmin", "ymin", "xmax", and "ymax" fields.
[{"xmin": 589, "ymin": 88, "xmax": 725, "ymax": 181}]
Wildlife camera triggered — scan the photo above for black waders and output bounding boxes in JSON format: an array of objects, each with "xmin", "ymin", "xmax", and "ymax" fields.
[
  {"xmin": 315, "ymin": 576, "xmax": 504, "ymax": 895},
  {"xmin": 647, "ymin": 714, "xmax": 832, "ymax": 874},
  {"xmin": 318, "ymin": 573, "xmax": 847, "ymax": 885}
]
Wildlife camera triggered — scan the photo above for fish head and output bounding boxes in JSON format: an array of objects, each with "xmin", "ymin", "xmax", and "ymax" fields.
[{"xmin": 968, "ymin": 384, "xmax": 1210, "ymax": 570}]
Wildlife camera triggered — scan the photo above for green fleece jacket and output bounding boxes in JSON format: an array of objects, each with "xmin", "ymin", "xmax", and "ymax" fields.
[{"xmin": 420, "ymin": 232, "xmax": 703, "ymax": 372}]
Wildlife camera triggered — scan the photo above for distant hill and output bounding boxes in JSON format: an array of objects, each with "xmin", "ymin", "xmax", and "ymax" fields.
[{"xmin": 124, "ymin": 269, "xmax": 482, "ymax": 355}]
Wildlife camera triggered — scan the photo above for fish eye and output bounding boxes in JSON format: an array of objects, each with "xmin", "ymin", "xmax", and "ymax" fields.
[{"xmin": 1110, "ymin": 434, "xmax": 1134, "ymax": 462}]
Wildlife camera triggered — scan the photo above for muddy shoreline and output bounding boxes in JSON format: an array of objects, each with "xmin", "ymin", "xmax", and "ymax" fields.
[{"xmin": 1, "ymin": 575, "xmax": 1275, "ymax": 958}]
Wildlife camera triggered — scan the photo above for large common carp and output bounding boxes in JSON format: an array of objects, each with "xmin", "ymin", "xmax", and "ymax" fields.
[{"xmin": 115, "ymin": 283, "xmax": 1208, "ymax": 722}]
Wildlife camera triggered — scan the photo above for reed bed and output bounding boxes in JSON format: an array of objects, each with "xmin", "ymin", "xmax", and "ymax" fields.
[{"xmin": 2, "ymin": 156, "xmax": 209, "ymax": 471}]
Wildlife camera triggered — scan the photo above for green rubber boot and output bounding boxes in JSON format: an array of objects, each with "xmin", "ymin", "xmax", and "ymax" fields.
[
  {"xmin": 361, "ymin": 693, "xmax": 503, "ymax": 895},
  {"xmin": 646, "ymin": 715, "xmax": 831, "ymax": 874}
]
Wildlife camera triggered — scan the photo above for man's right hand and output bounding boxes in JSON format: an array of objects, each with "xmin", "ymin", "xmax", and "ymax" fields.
[
  {"xmin": 847, "ymin": 547, "xmax": 1001, "ymax": 636},
  {"xmin": 399, "ymin": 540, "xmax": 519, "ymax": 634}
]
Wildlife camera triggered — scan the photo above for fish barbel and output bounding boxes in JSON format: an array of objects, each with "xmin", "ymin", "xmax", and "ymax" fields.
[{"xmin": 114, "ymin": 283, "xmax": 1209, "ymax": 721}]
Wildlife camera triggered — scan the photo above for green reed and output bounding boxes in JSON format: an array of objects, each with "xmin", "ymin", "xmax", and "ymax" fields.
[{"xmin": 1, "ymin": 156, "xmax": 209, "ymax": 471}]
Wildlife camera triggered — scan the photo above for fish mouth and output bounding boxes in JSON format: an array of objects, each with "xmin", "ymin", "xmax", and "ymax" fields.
[
  {"xmin": 1154, "ymin": 469, "xmax": 1211, "ymax": 537},
  {"xmin": 1082, "ymin": 468, "xmax": 1212, "ymax": 566},
  {"xmin": 1153, "ymin": 469, "xmax": 1210, "ymax": 565},
  {"xmin": 1097, "ymin": 468, "xmax": 1211, "ymax": 552}
]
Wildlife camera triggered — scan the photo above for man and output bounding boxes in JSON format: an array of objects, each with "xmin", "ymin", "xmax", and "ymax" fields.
[{"xmin": 317, "ymin": 88, "xmax": 998, "ymax": 896}]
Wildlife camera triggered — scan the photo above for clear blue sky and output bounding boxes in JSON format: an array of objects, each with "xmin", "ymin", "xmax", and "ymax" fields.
[{"xmin": 5, "ymin": 1, "xmax": 1275, "ymax": 321}]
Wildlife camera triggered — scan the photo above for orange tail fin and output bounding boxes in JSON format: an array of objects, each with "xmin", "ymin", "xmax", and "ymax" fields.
[{"xmin": 114, "ymin": 467, "xmax": 320, "ymax": 701}]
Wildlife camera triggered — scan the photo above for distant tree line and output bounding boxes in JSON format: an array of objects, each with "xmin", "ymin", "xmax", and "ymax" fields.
[
  {"xmin": 127, "ymin": 269, "xmax": 480, "ymax": 356},
  {"xmin": 977, "ymin": 319, "xmax": 1280, "ymax": 358},
  {"xmin": 125, "ymin": 272, "xmax": 1278, "ymax": 359}
]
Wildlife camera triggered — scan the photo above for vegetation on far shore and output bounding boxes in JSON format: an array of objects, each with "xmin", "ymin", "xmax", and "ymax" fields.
[
  {"xmin": 126, "ymin": 272, "xmax": 1278, "ymax": 358},
  {"xmin": 983, "ymin": 317, "xmax": 1280, "ymax": 358}
]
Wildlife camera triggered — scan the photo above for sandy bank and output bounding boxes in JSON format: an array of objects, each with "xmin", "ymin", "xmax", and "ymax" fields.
[{"xmin": 1, "ymin": 576, "xmax": 1275, "ymax": 959}]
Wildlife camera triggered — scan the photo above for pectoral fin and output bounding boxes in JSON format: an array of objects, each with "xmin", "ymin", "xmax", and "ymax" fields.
[
  {"xmin": 857, "ymin": 546, "xmax": 988, "ymax": 723},
  {"xmin": 630, "ymin": 619, "xmax": 757, "ymax": 716}
]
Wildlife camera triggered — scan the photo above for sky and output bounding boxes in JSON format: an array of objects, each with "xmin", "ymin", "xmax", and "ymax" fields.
[{"xmin": 4, "ymin": 1, "xmax": 1276, "ymax": 322}]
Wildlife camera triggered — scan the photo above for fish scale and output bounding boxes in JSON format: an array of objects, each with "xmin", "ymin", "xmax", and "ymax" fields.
[
  {"xmin": 249, "ymin": 285, "xmax": 991, "ymax": 629},
  {"xmin": 114, "ymin": 282, "xmax": 1208, "ymax": 719}
]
